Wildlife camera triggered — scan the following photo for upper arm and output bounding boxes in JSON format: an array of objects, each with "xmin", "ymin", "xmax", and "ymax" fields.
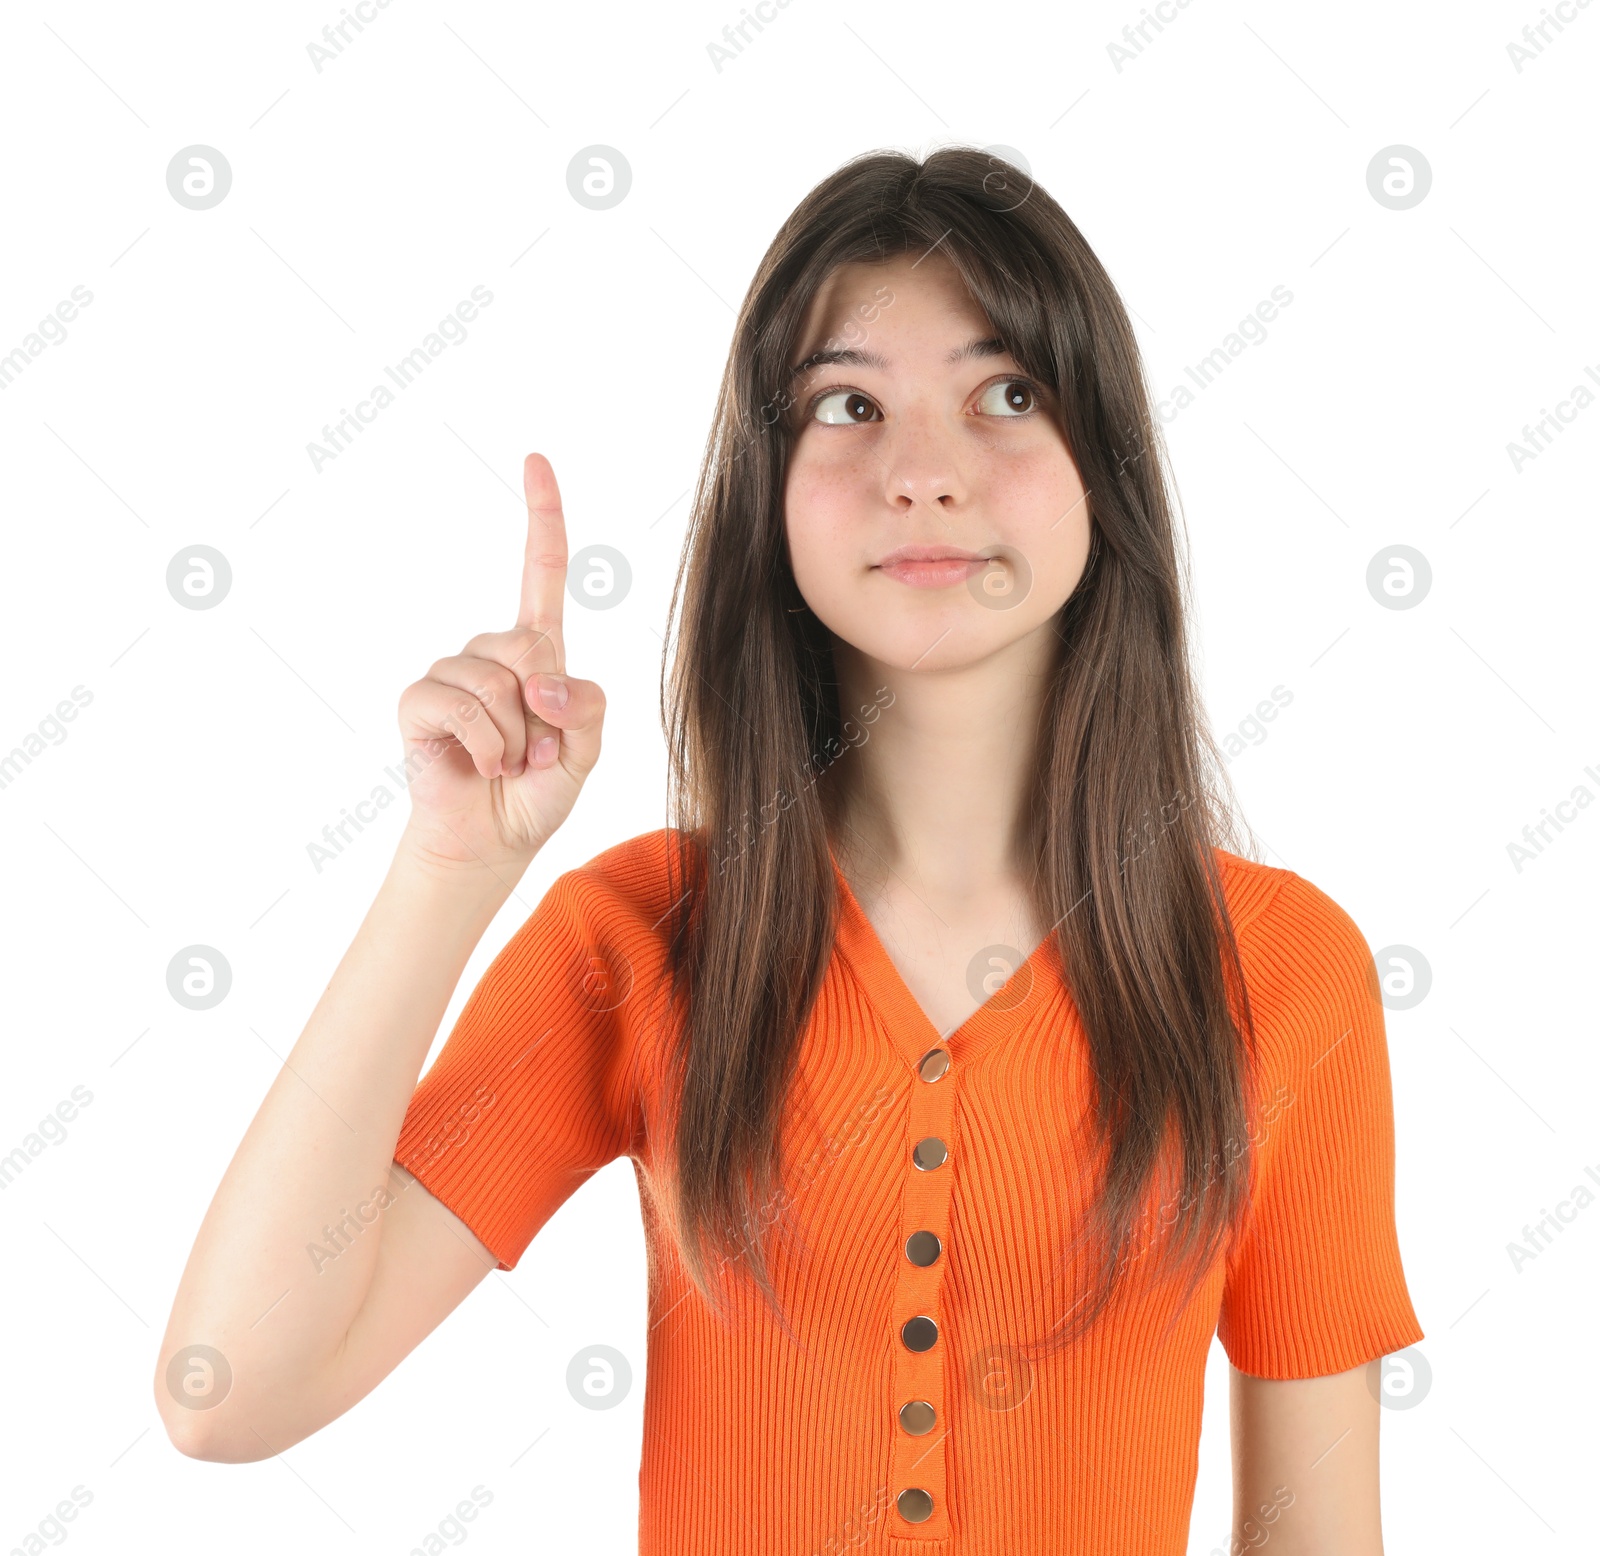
[
  {"xmin": 1230, "ymin": 1361, "xmax": 1383, "ymax": 1554},
  {"xmin": 1217, "ymin": 872, "xmax": 1424, "ymax": 1378},
  {"xmin": 388, "ymin": 866, "xmax": 644, "ymax": 1273},
  {"xmin": 240, "ymin": 867, "xmax": 642, "ymax": 1461},
  {"xmin": 169, "ymin": 864, "xmax": 650, "ymax": 1465},
  {"xmin": 340, "ymin": 1168, "xmax": 497, "ymax": 1373},
  {"xmin": 308, "ymin": 1167, "xmax": 498, "ymax": 1445},
  {"xmin": 177, "ymin": 1168, "xmax": 497, "ymax": 1464},
  {"xmin": 1216, "ymin": 872, "xmax": 1422, "ymax": 1550},
  {"xmin": 350, "ymin": 860, "xmax": 642, "ymax": 1389}
]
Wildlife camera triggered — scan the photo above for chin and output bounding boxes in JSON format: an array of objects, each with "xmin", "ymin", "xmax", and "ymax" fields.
[{"xmin": 839, "ymin": 616, "xmax": 994, "ymax": 673}]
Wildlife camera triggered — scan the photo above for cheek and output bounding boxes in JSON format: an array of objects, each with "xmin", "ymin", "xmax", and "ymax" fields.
[
  {"xmin": 993, "ymin": 432, "xmax": 1084, "ymax": 506},
  {"xmin": 994, "ymin": 440, "xmax": 1090, "ymax": 566},
  {"xmin": 783, "ymin": 451, "xmax": 858, "ymax": 591}
]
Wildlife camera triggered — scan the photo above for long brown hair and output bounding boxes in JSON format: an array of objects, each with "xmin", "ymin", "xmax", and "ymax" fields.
[{"xmin": 655, "ymin": 145, "xmax": 1262, "ymax": 1355}]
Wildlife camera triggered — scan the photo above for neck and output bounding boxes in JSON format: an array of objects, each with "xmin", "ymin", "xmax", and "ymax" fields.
[{"xmin": 825, "ymin": 623, "xmax": 1057, "ymax": 896}]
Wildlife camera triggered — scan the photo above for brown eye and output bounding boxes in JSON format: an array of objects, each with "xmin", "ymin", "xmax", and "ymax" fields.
[
  {"xmin": 977, "ymin": 379, "xmax": 1037, "ymax": 416},
  {"xmin": 813, "ymin": 389, "xmax": 882, "ymax": 425}
]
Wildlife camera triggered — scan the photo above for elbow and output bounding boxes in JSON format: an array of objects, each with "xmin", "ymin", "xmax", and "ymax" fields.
[
  {"xmin": 153, "ymin": 1330, "xmax": 341, "ymax": 1463},
  {"xmin": 161, "ymin": 1416, "xmax": 225, "ymax": 1463},
  {"xmin": 153, "ymin": 1354, "xmax": 280, "ymax": 1464},
  {"xmin": 157, "ymin": 1404, "xmax": 280, "ymax": 1464},
  {"xmin": 158, "ymin": 1400, "xmax": 228, "ymax": 1463},
  {"xmin": 155, "ymin": 1340, "xmax": 229, "ymax": 1461}
]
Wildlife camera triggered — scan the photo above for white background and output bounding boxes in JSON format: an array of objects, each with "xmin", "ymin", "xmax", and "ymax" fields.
[{"xmin": 1, "ymin": 0, "xmax": 1595, "ymax": 1551}]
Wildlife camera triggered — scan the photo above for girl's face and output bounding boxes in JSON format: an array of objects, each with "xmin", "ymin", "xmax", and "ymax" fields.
[{"xmin": 782, "ymin": 251, "xmax": 1093, "ymax": 674}]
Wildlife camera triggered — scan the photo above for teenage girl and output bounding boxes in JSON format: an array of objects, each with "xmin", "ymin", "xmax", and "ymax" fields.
[{"xmin": 157, "ymin": 147, "xmax": 1422, "ymax": 1555}]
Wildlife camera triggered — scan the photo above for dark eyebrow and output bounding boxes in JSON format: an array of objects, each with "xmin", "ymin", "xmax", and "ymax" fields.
[
  {"xmin": 788, "ymin": 345, "xmax": 886, "ymax": 381},
  {"xmin": 786, "ymin": 335, "xmax": 1008, "ymax": 381},
  {"xmin": 947, "ymin": 335, "xmax": 1008, "ymax": 366}
]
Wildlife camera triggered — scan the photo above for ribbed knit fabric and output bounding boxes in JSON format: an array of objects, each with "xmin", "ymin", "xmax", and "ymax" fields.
[{"xmin": 393, "ymin": 829, "xmax": 1424, "ymax": 1554}]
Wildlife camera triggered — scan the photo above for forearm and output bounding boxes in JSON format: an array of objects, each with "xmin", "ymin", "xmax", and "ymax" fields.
[{"xmin": 155, "ymin": 834, "xmax": 526, "ymax": 1453}]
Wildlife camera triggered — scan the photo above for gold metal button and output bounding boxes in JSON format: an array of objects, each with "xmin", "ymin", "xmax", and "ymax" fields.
[
  {"xmin": 904, "ymin": 1230, "xmax": 941, "ymax": 1266},
  {"xmin": 912, "ymin": 1136, "xmax": 948, "ymax": 1171},
  {"xmin": 897, "ymin": 1487, "xmax": 934, "ymax": 1523},
  {"xmin": 898, "ymin": 1399, "xmax": 936, "ymax": 1435},
  {"xmin": 900, "ymin": 1314, "xmax": 938, "ymax": 1351},
  {"xmin": 917, "ymin": 1046, "xmax": 950, "ymax": 1082}
]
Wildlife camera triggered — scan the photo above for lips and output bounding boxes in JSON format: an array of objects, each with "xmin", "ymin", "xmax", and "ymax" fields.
[{"xmin": 874, "ymin": 547, "xmax": 989, "ymax": 589}]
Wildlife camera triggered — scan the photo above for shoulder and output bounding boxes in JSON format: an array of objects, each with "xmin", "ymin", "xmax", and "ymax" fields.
[
  {"xmin": 1211, "ymin": 848, "xmax": 1385, "ymax": 1064},
  {"xmin": 1210, "ymin": 846, "xmax": 1294, "ymax": 937},
  {"xmin": 515, "ymin": 829, "xmax": 690, "ymax": 1019},
  {"xmin": 551, "ymin": 826, "xmax": 689, "ymax": 932},
  {"xmin": 1212, "ymin": 847, "xmax": 1375, "ymax": 971}
]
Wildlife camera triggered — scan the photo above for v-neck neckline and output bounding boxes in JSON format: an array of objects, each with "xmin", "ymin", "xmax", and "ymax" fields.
[{"xmin": 827, "ymin": 844, "xmax": 1060, "ymax": 1069}]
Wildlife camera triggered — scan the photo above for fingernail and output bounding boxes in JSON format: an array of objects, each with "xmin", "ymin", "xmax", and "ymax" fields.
[
  {"xmin": 534, "ymin": 735, "xmax": 558, "ymax": 763},
  {"xmin": 536, "ymin": 674, "xmax": 569, "ymax": 710}
]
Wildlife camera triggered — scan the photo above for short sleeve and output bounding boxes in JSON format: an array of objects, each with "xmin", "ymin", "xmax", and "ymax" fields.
[
  {"xmin": 393, "ymin": 868, "xmax": 641, "ymax": 1272},
  {"xmin": 1217, "ymin": 871, "xmax": 1425, "ymax": 1378}
]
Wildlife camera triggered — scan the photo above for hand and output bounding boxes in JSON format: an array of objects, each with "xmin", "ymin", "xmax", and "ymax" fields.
[{"xmin": 395, "ymin": 453, "xmax": 606, "ymax": 876}]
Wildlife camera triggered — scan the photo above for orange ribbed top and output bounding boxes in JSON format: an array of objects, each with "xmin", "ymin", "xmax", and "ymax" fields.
[{"xmin": 394, "ymin": 829, "xmax": 1424, "ymax": 1554}]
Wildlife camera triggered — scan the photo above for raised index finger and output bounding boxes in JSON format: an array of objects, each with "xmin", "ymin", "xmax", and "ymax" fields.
[{"xmin": 518, "ymin": 452, "xmax": 567, "ymax": 676}]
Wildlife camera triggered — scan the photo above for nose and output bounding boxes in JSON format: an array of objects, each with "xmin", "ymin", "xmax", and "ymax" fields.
[{"xmin": 881, "ymin": 408, "xmax": 965, "ymax": 521}]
